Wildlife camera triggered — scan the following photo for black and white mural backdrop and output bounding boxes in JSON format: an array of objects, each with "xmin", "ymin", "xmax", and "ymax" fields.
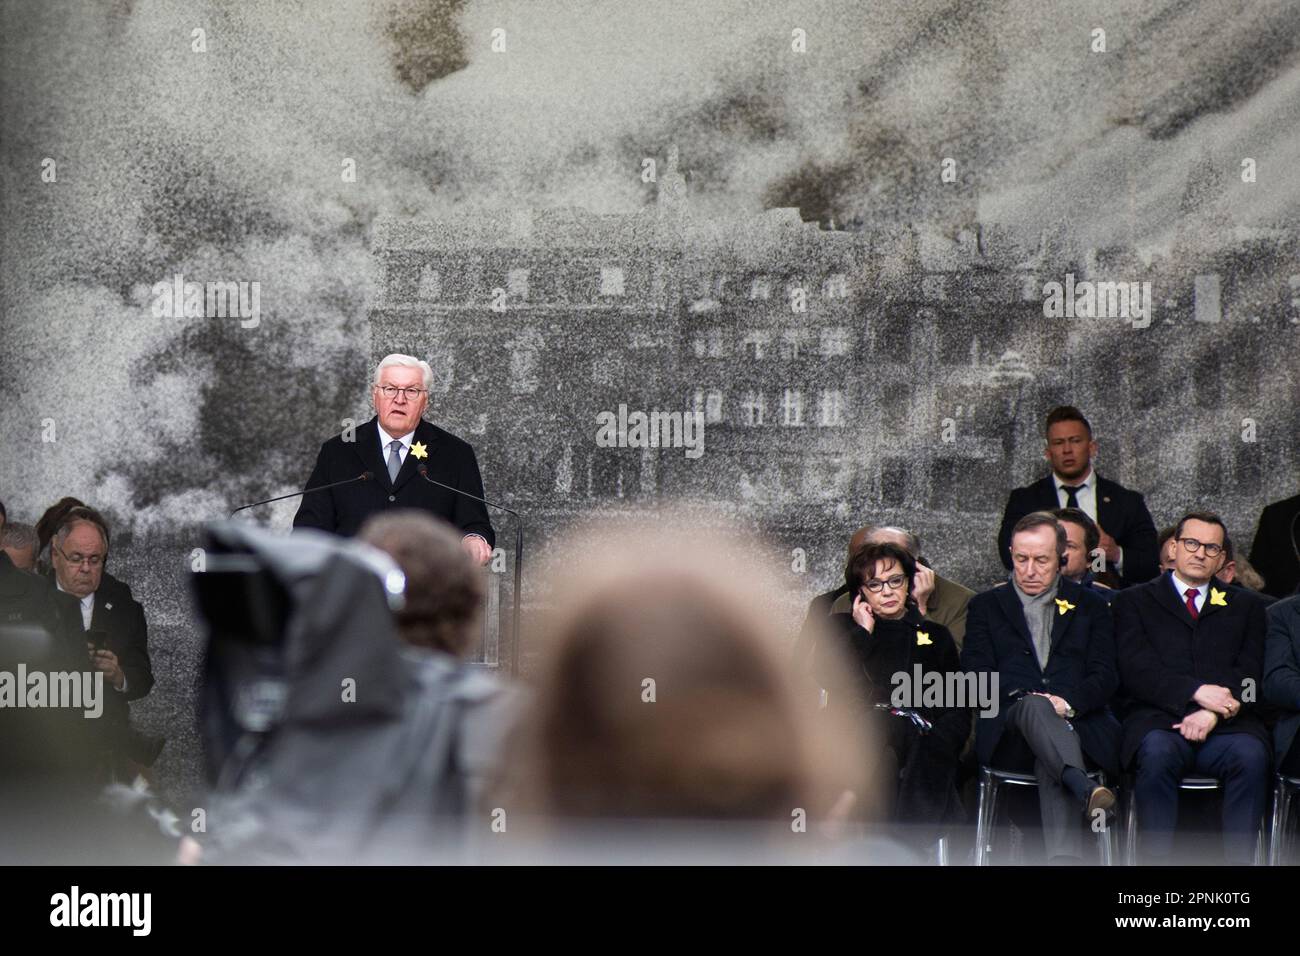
[{"xmin": 2, "ymin": 1, "xmax": 1298, "ymax": 803}]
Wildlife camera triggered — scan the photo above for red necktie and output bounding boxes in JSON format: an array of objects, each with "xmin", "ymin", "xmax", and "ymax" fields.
[{"xmin": 1184, "ymin": 588, "xmax": 1199, "ymax": 620}]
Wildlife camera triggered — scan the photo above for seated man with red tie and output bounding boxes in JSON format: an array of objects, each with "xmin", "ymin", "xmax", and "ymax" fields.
[{"xmin": 1115, "ymin": 511, "xmax": 1271, "ymax": 864}]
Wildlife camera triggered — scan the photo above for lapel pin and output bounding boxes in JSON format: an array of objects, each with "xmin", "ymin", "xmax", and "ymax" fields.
[
  {"xmin": 104, "ymin": 602, "xmax": 113, "ymax": 611},
  {"xmin": 915, "ymin": 630, "xmax": 932, "ymax": 646},
  {"xmin": 1209, "ymin": 588, "xmax": 1228, "ymax": 607},
  {"xmin": 411, "ymin": 441, "xmax": 429, "ymax": 460}
]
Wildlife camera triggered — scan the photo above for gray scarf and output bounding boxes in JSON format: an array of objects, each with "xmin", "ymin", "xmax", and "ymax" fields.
[{"xmin": 1012, "ymin": 576, "xmax": 1060, "ymax": 670}]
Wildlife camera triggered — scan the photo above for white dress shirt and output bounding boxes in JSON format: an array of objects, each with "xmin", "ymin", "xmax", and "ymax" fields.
[
  {"xmin": 1170, "ymin": 571, "xmax": 1208, "ymax": 614},
  {"xmin": 55, "ymin": 580, "xmax": 94, "ymax": 630},
  {"xmin": 56, "ymin": 581, "xmax": 126, "ymax": 692},
  {"xmin": 377, "ymin": 423, "xmax": 415, "ymax": 469},
  {"xmin": 1053, "ymin": 467, "xmax": 1124, "ymax": 573}
]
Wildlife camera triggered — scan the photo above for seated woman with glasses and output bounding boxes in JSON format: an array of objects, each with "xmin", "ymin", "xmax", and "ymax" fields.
[{"xmin": 813, "ymin": 541, "xmax": 970, "ymax": 851}]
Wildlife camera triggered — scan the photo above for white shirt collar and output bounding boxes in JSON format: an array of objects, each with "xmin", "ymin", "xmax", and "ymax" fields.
[
  {"xmin": 1170, "ymin": 571, "xmax": 1208, "ymax": 598},
  {"xmin": 55, "ymin": 580, "xmax": 95, "ymax": 609},
  {"xmin": 377, "ymin": 423, "xmax": 416, "ymax": 450},
  {"xmin": 1053, "ymin": 467, "xmax": 1093, "ymax": 491}
]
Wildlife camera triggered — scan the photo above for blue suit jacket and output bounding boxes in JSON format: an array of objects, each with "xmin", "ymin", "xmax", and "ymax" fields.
[{"xmin": 962, "ymin": 575, "xmax": 1121, "ymax": 776}]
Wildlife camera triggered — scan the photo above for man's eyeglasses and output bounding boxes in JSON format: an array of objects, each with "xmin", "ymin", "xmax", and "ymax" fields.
[
  {"xmin": 863, "ymin": 574, "xmax": 907, "ymax": 593},
  {"xmin": 1177, "ymin": 537, "xmax": 1224, "ymax": 558},
  {"xmin": 53, "ymin": 544, "xmax": 104, "ymax": 568},
  {"xmin": 375, "ymin": 385, "xmax": 427, "ymax": 401}
]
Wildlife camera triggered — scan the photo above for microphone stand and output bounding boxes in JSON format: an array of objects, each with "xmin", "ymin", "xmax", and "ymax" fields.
[
  {"xmin": 418, "ymin": 466, "xmax": 524, "ymax": 676},
  {"xmin": 229, "ymin": 472, "xmax": 373, "ymax": 517}
]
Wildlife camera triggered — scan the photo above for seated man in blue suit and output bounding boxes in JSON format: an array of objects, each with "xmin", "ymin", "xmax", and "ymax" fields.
[
  {"xmin": 1264, "ymin": 594, "xmax": 1300, "ymax": 780},
  {"xmin": 963, "ymin": 511, "xmax": 1120, "ymax": 863},
  {"xmin": 1115, "ymin": 511, "xmax": 1271, "ymax": 864}
]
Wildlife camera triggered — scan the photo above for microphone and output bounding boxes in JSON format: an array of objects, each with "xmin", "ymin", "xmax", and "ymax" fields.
[
  {"xmin": 418, "ymin": 464, "xmax": 524, "ymax": 676},
  {"xmin": 230, "ymin": 472, "xmax": 372, "ymax": 517}
]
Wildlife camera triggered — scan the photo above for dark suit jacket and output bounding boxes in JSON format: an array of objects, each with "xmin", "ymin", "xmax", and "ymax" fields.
[
  {"xmin": 293, "ymin": 416, "xmax": 495, "ymax": 546},
  {"xmin": 815, "ymin": 607, "xmax": 970, "ymax": 754},
  {"xmin": 48, "ymin": 571, "xmax": 153, "ymax": 735},
  {"xmin": 961, "ymin": 576, "xmax": 1121, "ymax": 775},
  {"xmin": 997, "ymin": 474, "xmax": 1158, "ymax": 586},
  {"xmin": 1263, "ymin": 594, "xmax": 1300, "ymax": 767},
  {"xmin": 1114, "ymin": 572, "xmax": 1270, "ymax": 767},
  {"xmin": 1249, "ymin": 492, "xmax": 1300, "ymax": 599}
]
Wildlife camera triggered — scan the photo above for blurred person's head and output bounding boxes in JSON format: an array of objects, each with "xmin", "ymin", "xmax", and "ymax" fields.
[
  {"xmin": 50, "ymin": 509, "xmax": 110, "ymax": 598},
  {"xmin": 1216, "ymin": 534, "xmax": 1237, "ymax": 583},
  {"xmin": 372, "ymin": 354, "xmax": 431, "ymax": 437},
  {"xmin": 1009, "ymin": 512, "xmax": 1066, "ymax": 595},
  {"xmin": 519, "ymin": 518, "xmax": 870, "ymax": 826},
  {"xmin": 845, "ymin": 525, "xmax": 873, "ymax": 562},
  {"xmin": 1172, "ymin": 511, "xmax": 1227, "ymax": 587},
  {"xmin": 1043, "ymin": 406, "xmax": 1095, "ymax": 482},
  {"xmin": 1157, "ymin": 525, "xmax": 1178, "ymax": 572},
  {"xmin": 1, "ymin": 521, "xmax": 38, "ymax": 571},
  {"xmin": 1230, "ymin": 554, "xmax": 1266, "ymax": 592},
  {"xmin": 864, "ymin": 525, "xmax": 921, "ymax": 558},
  {"xmin": 357, "ymin": 510, "xmax": 483, "ymax": 657},
  {"xmin": 846, "ymin": 541, "xmax": 916, "ymax": 621},
  {"xmin": 1053, "ymin": 507, "xmax": 1099, "ymax": 581}
]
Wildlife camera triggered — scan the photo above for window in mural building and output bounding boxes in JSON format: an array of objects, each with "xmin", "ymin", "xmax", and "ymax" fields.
[
  {"xmin": 507, "ymin": 268, "xmax": 530, "ymax": 300},
  {"xmin": 707, "ymin": 328, "xmax": 727, "ymax": 357},
  {"xmin": 817, "ymin": 388, "xmax": 846, "ymax": 427},
  {"xmin": 1192, "ymin": 351, "xmax": 1223, "ymax": 408},
  {"xmin": 417, "ymin": 265, "xmax": 441, "ymax": 300},
  {"xmin": 881, "ymin": 457, "xmax": 909, "ymax": 504},
  {"xmin": 426, "ymin": 351, "xmax": 454, "ymax": 393},
  {"xmin": 820, "ymin": 326, "xmax": 850, "ymax": 356},
  {"xmin": 1196, "ymin": 442, "xmax": 1224, "ymax": 490},
  {"xmin": 600, "ymin": 265, "xmax": 625, "ymax": 296},
  {"xmin": 780, "ymin": 328, "xmax": 809, "ymax": 359},
  {"xmin": 1232, "ymin": 440, "xmax": 1263, "ymax": 495},
  {"xmin": 780, "ymin": 388, "xmax": 804, "ymax": 426},
  {"xmin": 742, "ymin": 331, "xmax": 769, "ymax": 360},
  {"xmin": 692, "ymin": 389, "xmax": 724, "ymax": 424},
  {"xmin": 802, "ymin": 459, "xmax": 848, "ymax": 498},
  {"xmin": 591, "ymin": 354, "xmax": 623, "ymax": 387},
  {"xmin": 749, "ymin": 276, "xmax": 771, "ymax": 300},
  {"xmin": 509, "ymin": 335, "xmax": 541, "ymax": 394},
  {"xmin": 741, "ymin": 391, "xmax": 766, "ymax": 426}
]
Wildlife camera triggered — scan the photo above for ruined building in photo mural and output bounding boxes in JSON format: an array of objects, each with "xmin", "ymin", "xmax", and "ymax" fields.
[{"xmin": 371, "ymin": 147, "xmax": 1299, "ymax": 592}]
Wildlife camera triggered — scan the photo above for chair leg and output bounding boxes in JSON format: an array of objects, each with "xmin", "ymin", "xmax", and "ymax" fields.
[
  {"xmin": 1269, "ymin": 779, "xmax": 1292, "ymax": 867},
  {"xmin": 1124, "ymin": 788, "xmax": 1138, "ymax": 866},
  {"xmin": 974, "ymin": 771, "xmax": 998, "ymax": 866}
]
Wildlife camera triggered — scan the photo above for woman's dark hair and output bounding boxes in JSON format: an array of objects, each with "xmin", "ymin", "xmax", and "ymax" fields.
[{"xmin": 846, "ymin": 541, "xmax": 916, "ymax": 602}]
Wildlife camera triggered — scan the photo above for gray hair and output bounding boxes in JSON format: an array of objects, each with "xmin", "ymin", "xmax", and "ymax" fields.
[
  {"xmin": 374, "ymin": 353, "xmax": 434, "ymax": 392},
  {"xmin": 0, "ymin": 521, "xmax": 36, "ymax": 550},
  {"xmin": 867, "ymin": 525, "xmax": 921, "ymax": 557},
  {"xmin": 54, "ymin": 514, "xmax": 109, "ymax": 554}
]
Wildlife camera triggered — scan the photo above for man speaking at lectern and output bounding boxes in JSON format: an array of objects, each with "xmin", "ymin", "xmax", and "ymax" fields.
[{"xmin": 293, "ymin": 354, "xmax": 495, "ymax": 565}]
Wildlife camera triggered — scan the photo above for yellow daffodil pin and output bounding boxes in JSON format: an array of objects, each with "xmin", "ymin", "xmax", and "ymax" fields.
[
  {"xmin": 916, "ymin": 630, "xmax": 932, "ymax": 646},
  {"xmin": 1054, "ymin": 598, "xmax": 1076, "ymax": 616},
  {"xmin": 411, "ymin": 441, "xmax": 429, "ymax": 461},
  {"xmin": 1209, "ymin": 588, "xmax": 1228, "ymax": 607}
]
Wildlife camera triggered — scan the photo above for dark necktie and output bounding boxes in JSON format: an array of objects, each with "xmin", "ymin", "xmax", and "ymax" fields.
[
  {"xmin": 387, "ymin": 440, "xmax": 403, "ymax": 483},
  {"xmin": 1184, "ymin": 588, "xmax": 1199, "ymax": 620},
  {"xmin": 1061, "ymin": 484, "xmax": 1085, "ymax": 509}
]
